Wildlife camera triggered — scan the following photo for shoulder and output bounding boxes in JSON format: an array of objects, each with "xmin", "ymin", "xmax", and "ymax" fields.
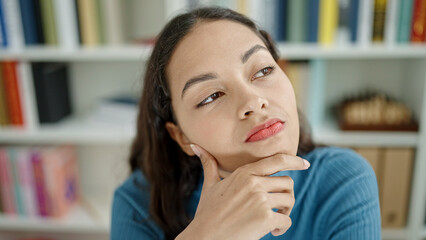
[
  {"xmin": 304, "ymin": 146, "xmax": 375, "ymax": 181},
  {"xmin": 111, "ymin": 169, "xmax": 164, "ymax": 239}
]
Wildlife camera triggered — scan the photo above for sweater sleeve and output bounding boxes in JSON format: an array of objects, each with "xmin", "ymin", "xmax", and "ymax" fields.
[
  {"xmin": 110, "ymin": 180, "xmax": 164, "ymax": 240},
  {"xmin": 315, "ymin": 148, "xmax": 382, "ymax": 240}
]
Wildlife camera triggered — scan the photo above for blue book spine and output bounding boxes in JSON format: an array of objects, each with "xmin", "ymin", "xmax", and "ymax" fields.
[
  {"xmin": 276, "ymin": 0, "xmax": 287, "ymax": 42},
  {"xmin": 0, "ymin": 0, "xmax": 8, "ymax": 47},
  {"xmin": 397, "ymin": 0, "xmax": 414, "ymax": 43},
  {"xmin": 19, "ymin": 0, "xmax": 39, "ymax": 45},
  {"xmin": 349, "ymin": 0, "xmax": 360, "ymax": 43},
  {"xmin": 307, "ymin": 0, "xmax": 319, "ymax": 43}
]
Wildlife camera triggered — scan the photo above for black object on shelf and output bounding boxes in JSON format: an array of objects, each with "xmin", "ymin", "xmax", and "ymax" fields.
[{"xmin": 31, "ymin": 62, "xmax": 72, "ymax": 123}]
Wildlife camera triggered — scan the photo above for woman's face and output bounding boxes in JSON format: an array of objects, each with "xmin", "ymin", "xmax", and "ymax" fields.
[{"xmin": 165, "ymin": 20, "xmax": 299, "ymax": 172}]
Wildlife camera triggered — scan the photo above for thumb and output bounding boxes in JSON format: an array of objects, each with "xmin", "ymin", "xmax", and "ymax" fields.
[{"xmin": 190, "ymin": 144, "xmax": 221, "ymax": 189}]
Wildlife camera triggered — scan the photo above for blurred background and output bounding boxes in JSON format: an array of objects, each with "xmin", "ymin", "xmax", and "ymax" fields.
[{"xmin": 0, "ymin": 0, "xmax": 425, "ymax": 239}]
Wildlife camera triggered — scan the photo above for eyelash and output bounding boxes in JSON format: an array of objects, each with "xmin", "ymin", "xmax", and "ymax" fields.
[{"xmin": 196, "ymin": 65, "xmax": 276, "ymax": 108}]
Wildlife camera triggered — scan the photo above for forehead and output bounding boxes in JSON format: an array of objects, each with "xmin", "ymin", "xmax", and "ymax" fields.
[{"xmin": 167, "ymin": 19, "xmax": 266, "ymax": 88}]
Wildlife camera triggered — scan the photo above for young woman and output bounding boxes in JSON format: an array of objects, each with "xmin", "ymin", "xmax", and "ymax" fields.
[{"xmin": 111, "ymin": 7, "xmax": 381, "ymax": 240}]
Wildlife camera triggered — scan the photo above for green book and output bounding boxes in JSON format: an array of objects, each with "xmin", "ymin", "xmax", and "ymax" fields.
[
  {"xmin": 40, "ymin": 0, "xmax": 58, "ymax": 45},
  {"xmin": 95, "ymin": 0, "xmax": 105, "ymax": 45},
  {"xmin": 287, "ymin": 0, "xmax": 307, "ymax": 42},
  {"xmin": 0, "ymin": 64, "xmax": 9, "ymax": 126},
  {"xmin": 397, "ymin": 0, "xmax": 414, "ymax": 43}
]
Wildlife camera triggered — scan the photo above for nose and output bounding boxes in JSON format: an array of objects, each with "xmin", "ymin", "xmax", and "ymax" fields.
[{"xmin": 237, "ymin": 90, "xmax": 269, "ymax": 119}]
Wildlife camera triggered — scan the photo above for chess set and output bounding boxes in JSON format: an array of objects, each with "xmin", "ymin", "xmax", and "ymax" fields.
[{"xmin": 338, "ymin": 92, "xmax": 419, "ymax": 132}]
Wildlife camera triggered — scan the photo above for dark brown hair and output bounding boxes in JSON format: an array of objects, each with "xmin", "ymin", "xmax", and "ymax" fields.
[{"xmin": 129, "ymin": 7, "xmax": 316, "ymax": 240}]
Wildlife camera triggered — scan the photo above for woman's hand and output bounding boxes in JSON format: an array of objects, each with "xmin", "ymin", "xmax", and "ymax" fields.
[{"xmin": 177, "ymin": 144, "xmax": 310, "ymax": 240}]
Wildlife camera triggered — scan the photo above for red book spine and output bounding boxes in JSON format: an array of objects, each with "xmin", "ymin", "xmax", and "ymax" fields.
[
  {"xmin": 411, "ymin": 0, "xmax": 426, "ymax": 42},
  {"xmin": 2, "ymin": 62, "xmax": 24, "ymax": 126},
  {"xmin": 31, "ymin": 150, "xmax": 49, "ymax": 217}
]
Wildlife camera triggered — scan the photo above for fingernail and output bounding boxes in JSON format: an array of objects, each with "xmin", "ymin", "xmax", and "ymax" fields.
[
  {"xmin": 304, "ymin": 159, "xmax": 310, "ymax": 169},
  {"xmin": 190, "ymin": 144, "xmax": 201, "ymax": 157}
]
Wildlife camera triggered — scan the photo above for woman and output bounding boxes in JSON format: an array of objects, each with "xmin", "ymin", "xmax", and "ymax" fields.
[{"xmin": 111, "ymin": 7, "xmax": 381, "ymax": 240}]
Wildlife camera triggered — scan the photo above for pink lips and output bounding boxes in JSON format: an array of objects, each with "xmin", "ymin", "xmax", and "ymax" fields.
[{"xmin": 245, "ymin": 119, "xmax": 285, "ymax": 143}]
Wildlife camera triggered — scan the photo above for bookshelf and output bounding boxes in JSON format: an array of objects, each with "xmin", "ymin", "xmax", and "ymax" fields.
[{"xmin": 0, "ymin": 0, "xmax": 426, "ymax": 240}]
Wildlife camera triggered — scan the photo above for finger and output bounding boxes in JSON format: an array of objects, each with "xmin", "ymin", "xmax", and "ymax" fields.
[
  {"xmin": 270, "ymin": 212, "xmax": 292, "ymax": 236},
  {"xmin": 259, "ymin": 175, "xmax": 294, "ymax": 193},
  {"xmin": 268, "ymin": 193, "xmax": 294, "ymax": 215},
  {"xmin": 190, "ymin": 144, "xmax": 221, "ymax": 189},
  {"xmin": 244, "ymin": 154, "xmax": 310, "ymax": 176}
]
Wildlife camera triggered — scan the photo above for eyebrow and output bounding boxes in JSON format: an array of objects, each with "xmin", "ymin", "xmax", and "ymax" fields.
[{"xmin": 180, "ymin": 44, "xmax": 268, "ymax": 99}]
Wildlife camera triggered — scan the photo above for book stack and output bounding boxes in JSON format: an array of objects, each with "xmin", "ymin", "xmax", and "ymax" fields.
[
  {"xmin": 200, "ymin": 0, "xmax": 426, "ymax": 45},
  {"xmin": 354, "ymin": 147, "xmax": 414, "ymax": 228},
  {"xmin": 0, "ymin": 0, "xmax": 125, "ymax": 49},
  {"xmin": 0, "ymin": 145, "xmax": 80, "ymax": 218},
  {"xmin": 0, "ymin": 61, "xmax": 71, "ymax": 129}
]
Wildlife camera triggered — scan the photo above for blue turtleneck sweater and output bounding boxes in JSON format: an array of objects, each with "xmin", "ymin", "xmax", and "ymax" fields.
[{"xmin": 111, "ymin": 147, "xmax": 381, "ymax": 239}]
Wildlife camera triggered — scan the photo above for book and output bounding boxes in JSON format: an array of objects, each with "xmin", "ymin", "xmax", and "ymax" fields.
[
  {"xmin": 348, "ymin": 0, "xmax": 360, "ymax": 43},
  {"xmin": 0, "ymin": 147, "xmax": 16, "ymax": 215},
  {"xmin": 102, "ymin": 0, "xmax": 125, "ymax": 45},
  {"xmin": 31, "ymin": 148, "xmax": 49, "ymax": 217},
  {"xmin": 358, "ymin": 0, "xmax": 375, "ymax": 46},
  {"xmin": 8, "ymin": 147, "xmax": 25, "ymax": 216},
  {"xmin": 336, "ymin": 0, "xmax": 352, "ymax": 45},
  {"xmin": 381, "ymin": 148, "xmax": 414, "ymax": 228},
  {"xmin": 89, "ymin": 95, "xmax": 138, "ymax": 127},
  {"xmin": 318, "ymin": 0, "xmax": 338, "ymax": 45},
  {"xmin": 287, "ymin": 0, "xmax": 307, "ymax": 42},
  {"xmin": 19, "ymin": 0, "xmax": 42, "ymax": 45},
  {"xmin": 53, "ymin": 0, "xmax": 79, "ymax": 49},
  {"xmin": 0, "ymin": 0, "xmax": 8, "ymax": 47},
  {"xmin": 410, "ymin": 0, "xmax": 426, "ymax": 42},
  {"xmin": 16, "ymin": 147, "xmax": 37, "ymax": 217},
  {"xmin": 40, "ymin": 0, "xmax": 58, "ymax": 45},
  {"xmin": 0, "ymin": 63, "xmax": 9, "ymax": 126},
  {"xmin": 372, "ymin": 0, "xmax": 387, "ymax": 43},
  {"xmin": 31, "ymin": 62, "xmax": 72, "ymax": 124},
  {"xmin": 17, "ymin": 62, "xmax": 39, "ymax": 130},
  {"xmin": 2, "ymin": 0, "xmax": 25, "ymax": 50},
  {"xmin": 384, "ymin": 0, "xmax": 398, "ymax": 45},
  {"xmin": 77, "ymin": 0, "xmax": 100, "ymax": 46},
  {"xmin": 42, "ymin": 145, "xmax": 79, "ymax": 218},
  {"xmin": 2, "ymin": 61, "xmax": 24, "ymax": 126},
  {"xmin": 307, "ymin": 0, "xmax": 320, "ymax": 43},
  {"xmin": 95, "ymin": 0, "xmax": 105, "ymax": 45},
  {"xmin": 397, "ymin": 0, "xmax": 414, "ymax": 43}
]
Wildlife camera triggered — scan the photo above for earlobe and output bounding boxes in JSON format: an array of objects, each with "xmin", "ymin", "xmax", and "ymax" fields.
[{"xmin": 165, "ymin": 122, "xmax": 196, "ymax": 156}]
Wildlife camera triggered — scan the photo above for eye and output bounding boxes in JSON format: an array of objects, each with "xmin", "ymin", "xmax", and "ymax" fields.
[
  {"xmin": 252, "ymin": 66, "xmax": 275, "ymax": 80},
  {"xmin": 197, "ymin": 92, "xmax": 225, "ymax": 108}
]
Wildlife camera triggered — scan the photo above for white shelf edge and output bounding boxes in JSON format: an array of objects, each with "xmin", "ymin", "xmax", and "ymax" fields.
[
  {"xmin": 0, "ymin": 203, "xmax": 108, "ymax": 234},
  {"xmin": 277, "ymin": 43, "xmax": 426, "ymax": 59},
  {"xmin": 0, "ymin": 116, "xmax": 135, "ymax": 144},
  {"xmin": 312, "ymin": 120, "xmax": 419, "ymax": 147},
  {"xmin": 1, "ymin": 44, "xmax": 426, "ymax": 61},
  {"xmin": 382, "ymin": 228, "xmax": 408, "ymax": 239},
  {"xmin": 0, "ymin": 45, "xmax": 153, "ymax": 62}
]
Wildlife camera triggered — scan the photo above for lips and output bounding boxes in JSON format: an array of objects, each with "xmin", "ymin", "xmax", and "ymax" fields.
[{"xmin": 245, "ymin": 118, "xmax": 285, "ymax": 143}]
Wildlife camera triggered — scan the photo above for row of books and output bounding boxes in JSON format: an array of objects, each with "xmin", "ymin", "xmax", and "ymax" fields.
[
  {"xmin": 354, "ymin": 147, "xmax": 414, "ymax": 228},
  {"xmin": 0, "ymin": 0, "xmax": 124, "ymax": 50},
  {"xmin": 0, "ymin": 61, "xmax": 72, "ymax": 128},
  {"xmin": 0, "ymin": 145, "xmax": 80, "ymax": 218},
  {"xmin": 200, "ymin": 0, "xmax": 426, "ymax": 45}
]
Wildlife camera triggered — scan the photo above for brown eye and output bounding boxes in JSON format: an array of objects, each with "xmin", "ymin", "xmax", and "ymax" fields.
[
  {"xmin": 253, "ymin": 66, "xmax": 275, "ymax": 79},
  {"xmin": 197, "ymin": 92, "xmax": 225, "ymax": 108}
]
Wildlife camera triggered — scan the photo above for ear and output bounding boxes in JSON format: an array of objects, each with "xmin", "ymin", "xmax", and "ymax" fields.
[{"xmin": 165, "ymin": 122, "xmax": 196, "ymax": 156}]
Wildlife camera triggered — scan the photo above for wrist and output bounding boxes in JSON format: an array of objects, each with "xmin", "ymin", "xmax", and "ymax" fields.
[{"xmin": 176, "ymin": 221, "xmax": 208, "ymax": 240}]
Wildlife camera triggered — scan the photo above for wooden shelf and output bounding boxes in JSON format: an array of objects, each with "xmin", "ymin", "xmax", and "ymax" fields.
[{"xmin": 0, "ymin": 44, "xmax": 425, "ymax": 62}]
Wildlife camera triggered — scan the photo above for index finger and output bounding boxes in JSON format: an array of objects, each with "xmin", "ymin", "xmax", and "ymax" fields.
[{"xmin": 243, "ymin": 154, "xmax": 310, "ymax": 176}]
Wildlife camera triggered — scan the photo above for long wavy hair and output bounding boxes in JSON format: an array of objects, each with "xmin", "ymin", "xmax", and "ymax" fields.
[{"xmin": 129, "ymin": 7, "xmax": 316, "ymax": 240}]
